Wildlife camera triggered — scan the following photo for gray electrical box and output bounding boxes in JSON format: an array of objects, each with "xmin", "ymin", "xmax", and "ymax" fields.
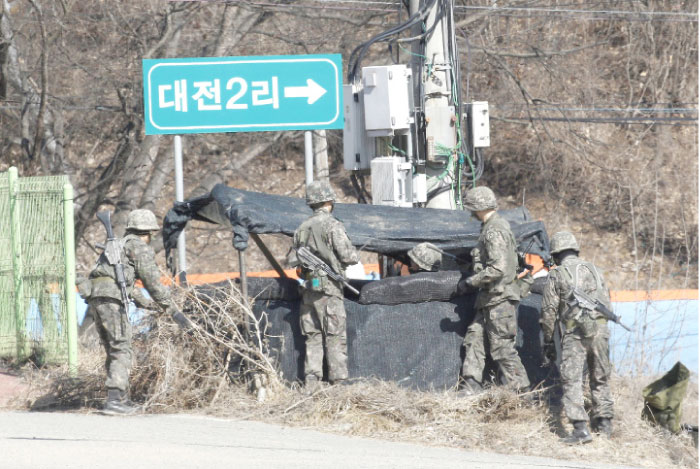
[
  {"xmin": 370, "ymin": 157, "xmax": 413, "ymax": 207},
  {"xmin": 425, "ymin": 106, "xmax": 456, "ymax": 162},
  {"xmin": 470, "ymin": 101, "xmax": 490, "ymax": 148},
  {"xmin": 362, "ymin": 65, "xmax": 413, "ymax": 137},
  {"xmin": 343, "ymin": 84, "xmax": 375, "ymax": 170}
]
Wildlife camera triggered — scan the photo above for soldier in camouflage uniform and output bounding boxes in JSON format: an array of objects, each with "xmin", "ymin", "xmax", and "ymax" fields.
[
  {"xmin": 86, "ymin": 209, "xmax": 188, "ymax": 415},
  {"xmin": 292, "ymin": 181, "xmax": 359, "ymax": 389},
  {"xmin": 540, "ymin": 231, "xmax": 614, "ymax": 444},
  {"xmin": 407, "ymin": 242, "xmax": 442, "ymax": 272},
  {"xmin": 458, "ymin": 186, "xmax": 530, "ymax": 395}
]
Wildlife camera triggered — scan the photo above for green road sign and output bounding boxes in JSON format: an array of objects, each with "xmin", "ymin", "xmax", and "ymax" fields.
[{"xmin": 143, "ymin": 54, "xmax": 343, "ymax": 135}]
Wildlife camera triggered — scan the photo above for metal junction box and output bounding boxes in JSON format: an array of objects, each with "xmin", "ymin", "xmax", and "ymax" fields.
[
  {"xmin": 470, "ymin": 101, "xmax": 490, "ymax": 148},
  {"xmin": 362, "ymin": 65, "xmax": 412, "ymax": 137},
  {"xmin": 425, "ymin": 106, "xmax": 456, "ymax": 162},
  {"xmin": 343, "ymin": 84, "xmax": 375, "ymax": 170},
  {"xmin": 371, "ymin": 157, "xmax": 413, "ymax": 207}
]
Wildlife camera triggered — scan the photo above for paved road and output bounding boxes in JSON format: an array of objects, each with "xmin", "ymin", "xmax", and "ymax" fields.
[{"xmin": 0, "ymin": 411, "xmax": 639, "ymax": 469}]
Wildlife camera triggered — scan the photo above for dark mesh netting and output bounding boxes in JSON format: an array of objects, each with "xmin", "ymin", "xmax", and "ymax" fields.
[{"xmin": 237, "ymin": 278, "xmax": 548, "ymax": 390}]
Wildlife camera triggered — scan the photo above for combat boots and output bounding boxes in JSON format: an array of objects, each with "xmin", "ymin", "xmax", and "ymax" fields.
[
  {"xmin": 101, "ymin": 389, "xmax": 141, "ymax": 416},
  {"xmin": 593, "ymin": 417, "xmax": 613, "ymax": 438},
  {"xmin": 562, "ymin": 421, "xmax": 593, "ymax": 445},
  {"xmin": 303, "ymin": 375, "xmax": 325, "ymax": 396},
  {"xmin": 456, "ymin": 377, "xmax": 483, "ymax": 397}
]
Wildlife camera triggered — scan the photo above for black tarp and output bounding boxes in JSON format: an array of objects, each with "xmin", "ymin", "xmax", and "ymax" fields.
[
  {"xmin": 163, "ymin": 185, "xmax": 550, "ymax": 262},
  {"xmin": 253, "ymin": 288, "xmax": 548, "ymax": 390}
]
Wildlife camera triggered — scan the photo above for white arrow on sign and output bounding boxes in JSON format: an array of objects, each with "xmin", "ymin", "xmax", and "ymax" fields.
[{"xmin": 283, "ymin": 79, "xmax": 327, "ymax": 105}]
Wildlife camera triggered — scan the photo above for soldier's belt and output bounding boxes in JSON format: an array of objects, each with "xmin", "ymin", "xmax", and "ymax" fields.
[
  {"xmin": 564, "ymin": 317, "xmax": 608, "ymax": 330},
  {"xmin": 90, "ymin": 276, "xmax": 116, "ymax": 284}
]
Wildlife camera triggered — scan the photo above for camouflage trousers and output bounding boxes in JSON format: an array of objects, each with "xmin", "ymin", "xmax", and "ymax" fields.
[
  {"xmin": 300, "ymin": 290, "xmax": 348, "ymax": 383},
  {"xmin": 91, "ymin": 298, "xmax": 133, "ymax": 393},
  {"xmin": 560, "ymin": 328, "xmax": 614, "ymax": 422},
  {"xmin": 462, "ymin": 300, "xmax": 530, "ymax": 390}
]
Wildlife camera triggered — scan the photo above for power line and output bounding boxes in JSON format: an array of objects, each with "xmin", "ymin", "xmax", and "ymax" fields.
[
  {"xmin": 454, "ymin": 5, "xmax": 698, "ymax": 18},
  {"xmin": 492, "ymin": 106, "xmax": 698, "ymax": 114},
  {"xmin": 306, "ymin": 0, "xmax": 400, "ymax": 4},
  {"xmin": 168, "ymin": 0, "xmax": 398, "ymax": 13},
  {"xmin": 457, "ymin": 12, "xmax": 697, "ymax": 23},
  {"xmin": 10, "ymin": 2, "xmax": 698, "ymax": 22},
  {"xmin": 495, "ymin": 115, "xmax": 698, "ymax": 125},
  {"xmin": 173, "ymin": 0, "xmax": 700, "ymax": 21}
]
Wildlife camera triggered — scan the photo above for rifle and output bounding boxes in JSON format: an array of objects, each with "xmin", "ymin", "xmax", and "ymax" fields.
[
  {"xmin": 518, "ymin": 237, "xmax": 536, "ymax": 273},
  {"xmin": 296, "ymin": 246, "xmax": 360, "ymax": 295},
  {"xmin": 96, "ymin": 211, "xmax": 130, "ymax": 310},
  {"xmin": 423, "ymin": 244, "xmax": 469, "ymax": 263},
  {"xmin": 542, "ymin": 254, "xmax": 555, "ymax": 270},
  {"xmin": 568, "ymin": 288, "xmax": 634, "ymax": 332}
]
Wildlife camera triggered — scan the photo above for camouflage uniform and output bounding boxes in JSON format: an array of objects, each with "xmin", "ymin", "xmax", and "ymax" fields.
[
  {"xmin": 460, "ymin": 187, "xmax": 530, "ymax": 390},
  {"xmin": 540, "ymin": 241, "xmax": 614, "ymax": 425},
  {"xmin": 293, "ymin": 182, "xmax": 359, "ymax": 383},
  {"xmin": 87, "ymin": 211, "xmax": 175, "ymax": 394}
]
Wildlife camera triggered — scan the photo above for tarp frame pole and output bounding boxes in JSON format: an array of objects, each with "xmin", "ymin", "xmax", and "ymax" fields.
[
  {"xmin": 250, "ymin": 233, "xmax": 288, "ymax": 279},
  {"xmin": 238, "ymin": 248, "xmax": 251, "ymax": 335}
]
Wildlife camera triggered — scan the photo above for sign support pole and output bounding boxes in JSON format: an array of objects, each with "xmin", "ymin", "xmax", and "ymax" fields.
[
  {"xmin": 304, "ymin": 131, "xmax": 314, "ymax": 186},
  {"xmin": 173, "ymin": 135, "xmax": 187, "ymax": 283}
]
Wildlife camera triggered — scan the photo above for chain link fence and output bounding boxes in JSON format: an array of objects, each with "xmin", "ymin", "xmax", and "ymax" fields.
[{"xmin": 0, "ymin": 167, "xmax": 77, "ymax": 368}]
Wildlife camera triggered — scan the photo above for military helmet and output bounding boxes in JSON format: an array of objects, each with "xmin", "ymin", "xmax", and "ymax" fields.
[
  {"xmin": 126, "ymin": 209, "xmax": 160, "ymax": 232},
  {"xmin": 407, "ymin": 242, "xmax": 442, "ymax": 272},
  {"xmin": 550, "ymin": 231, "xmax": 580, "ymax": 255},
  {"xmin": 305, "ymin": 180, "xmax": 336, "ymax": 206},
  {"xmin": 464, "ymin": 186, "xmax": 498, "ymax": 212}
]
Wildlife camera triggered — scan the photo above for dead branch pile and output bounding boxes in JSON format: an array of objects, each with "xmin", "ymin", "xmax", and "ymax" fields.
[
  {"xmin": 128, "ymin": 281, "xmax": 285, "ymax": 410},
  {"xmin": 20, "ymin": 281, "xmax": 284, "ymax": 411}
]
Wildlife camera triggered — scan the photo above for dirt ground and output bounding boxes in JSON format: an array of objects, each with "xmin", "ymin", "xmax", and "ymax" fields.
[
  {"xmin": 3, "ymin": 355, "xmax": 697, "ymax": 469},
  {"xmin": 0, "ymin": 369, "xmax": 28, "ymax": 408}
]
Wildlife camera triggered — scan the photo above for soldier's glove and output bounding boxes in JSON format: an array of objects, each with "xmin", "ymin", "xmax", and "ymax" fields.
[
  {"xmin": 171, "ymin": 310, "xmax": 193, "ymax": 332},
  {"xmin": 470, "ymin": 248, "xmax": 484, "ymax": 273},
  {"xmin": 456, "ymin": 276, "xmax": 476, "ymax": 296},
  {"xmin": 542, "ymin": 342, "xmax": 557, "ymax": 365}
]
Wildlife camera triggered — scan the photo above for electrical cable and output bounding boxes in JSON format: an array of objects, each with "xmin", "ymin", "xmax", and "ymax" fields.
[{"xmin": 347, "ymin": 0, "xmax": 438, "ymax": 82}]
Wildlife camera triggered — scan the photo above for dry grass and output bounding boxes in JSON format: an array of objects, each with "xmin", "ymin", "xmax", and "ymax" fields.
[{"xmin": 10, "ymin": 285, "xmax": 698, "ymax": 468}]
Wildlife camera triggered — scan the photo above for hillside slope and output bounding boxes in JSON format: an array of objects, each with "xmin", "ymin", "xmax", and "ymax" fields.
[{"xmin": 0, "ymin": 0, "xmax": 696, "ymax": 289}]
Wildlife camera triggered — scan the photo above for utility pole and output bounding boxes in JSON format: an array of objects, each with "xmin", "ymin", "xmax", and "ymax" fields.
[
  {"xmin": 344, "ymin": 0, "xmax": 479, "ymax": 211},
  {"xmin": 421, "ymin": 0, "xmax": 458, "ymax": 210},
  {"xmin": 409, "ymin": 0, "xmax": 422, "ymax": 104}
]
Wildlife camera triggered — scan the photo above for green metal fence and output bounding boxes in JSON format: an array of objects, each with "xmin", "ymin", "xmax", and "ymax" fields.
[{"xmin": 0, "ymin": 167, "xmax": 77, "ymax": 369}]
